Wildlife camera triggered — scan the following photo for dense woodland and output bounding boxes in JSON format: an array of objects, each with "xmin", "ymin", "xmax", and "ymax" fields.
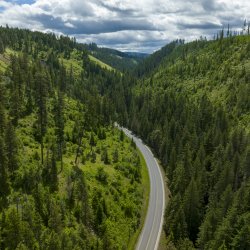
[
  {"xmin": 0, "ymin": 26, "xmax": 250, "ymax": 250},
  {"xmin": 0, "ymin": 26, "xmax": 146, "ymax": 250},
  {"xmin": 126, "ymin": 33, "xmax": 250, "ymax": 249}
]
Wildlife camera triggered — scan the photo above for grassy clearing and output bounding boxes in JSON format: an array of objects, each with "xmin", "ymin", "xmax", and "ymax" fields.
[
  {"xmin": 0, "ymin": 48, "xmax": 21, "ymax": 73},
  {"xmin": 59, "ymin": 49, "xmax": 114, "ymax": 76},
  {"xmin": 0, "ymin": 50, "xmax": 11, "ymax": 73},
  {"xmin": 89, "ymin": 55, "xmax": 114, "ymax": 71},
  {"xmin": 60, "ymin": 57, "xmax": 83, "ymax": 76}
]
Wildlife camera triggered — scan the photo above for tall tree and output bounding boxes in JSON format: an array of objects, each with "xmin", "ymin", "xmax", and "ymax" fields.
[
  {"xmin": 0, "ymin": 86, "xmax": 6, "ymax": 136},
  {"xmin": 34, "ymin": 69, "xmax": 48, "ymax": 164},
  {"xmin": 54, "ymin": 91, "xmax": 64, "ymax": 173},
  {"xmin": 183, "ymin": 178, "xmax": 202, "ymax": 242},
  {"xmin": 5, "ymin": 121, "xmax": 19, "ymax": 177},
  {"xmin": 0, "ymin": 136, "xmax": 10, "ymax": 210}
]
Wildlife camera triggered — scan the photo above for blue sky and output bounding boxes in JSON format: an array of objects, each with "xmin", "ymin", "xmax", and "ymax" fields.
[
  {"xmin": 0, "ymin": 0, "xmax": 249, "ymax": 53},
  {"xmin": 5, "ymin": 0, "xmax": 35, "ymax": 3}
]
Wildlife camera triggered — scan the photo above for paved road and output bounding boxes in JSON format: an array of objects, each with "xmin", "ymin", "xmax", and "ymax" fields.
[{"xmin": 121, "ymin": 127, "xmax": 165, "ymax": 250}]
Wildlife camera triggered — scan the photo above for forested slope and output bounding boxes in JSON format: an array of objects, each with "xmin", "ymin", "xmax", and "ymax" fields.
[
  {"xmin": 85, "ymin": 43, "xmax": 148, "ymax": 72},
  {"xmin": 0, "ymin": 27, "xmax": 146, "ymax": 250},
  {"xmin": 124, "ymin": 35, "xmax": 250, "ymax": 249}
]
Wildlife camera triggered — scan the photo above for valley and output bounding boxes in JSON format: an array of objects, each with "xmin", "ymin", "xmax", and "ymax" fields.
[{"xmin": 0, "ymin": 26, "xmax": 249, "ymax": 250}]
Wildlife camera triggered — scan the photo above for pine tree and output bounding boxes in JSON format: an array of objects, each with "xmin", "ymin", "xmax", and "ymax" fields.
[
  {"xmin": 165, "ymin": 194, "xmax": 187, "ymax": 242},
  {"xmin": 75, "ymin": 168, "xmax": 89, "ymax": 225},
  {"xmin": 0, "ymin": 38, "xmax": 4, "ymax": 54},
  {"xmin": 34, "ymin": 70, "xmax": 48, "ymax": 164},
  {"xmin": 103, "ymin": 148, "xmax": 110, "ymax": 165},
  {"xmin": 0, "ymin": 87, "xmax": 6, "ymax": 136},
  {"xmin": 112, "ymin": 149, "xmax": 119, "ymax": 163},
  {"xmin": 5, "ymin": 121, "xmax": 18, "ymax": 176},
  {"xmin": 4, "ymin": 208, "xmax": 23, "ymax": 249},
  {"xmin": 183, "ymin": 178, "xmax": 201, "ymax": 242},
  {"xmin": 89, "ymin": 132, "xmax": 96, "ymax": 151},
  {"xmin": 50, "ymin": 147, "xmax": 58, "ymax": 192},
  {"xmin": 168, "ymin": 147, "xmax": 176, "ymax": 181},
  {"xmin": 0, "ymin": 137, "xmax": 10, "ymax": 210},
  {"xmin": 54, "ymin": 91, "xmax": 64, "ymax": 173},
  {"xmin": 243, "ymin": 149, "xmax": 250, "ymax": 181},
  {"xmin": 59, "ymin": 65, "xmax": 67, "ymax": 92}
]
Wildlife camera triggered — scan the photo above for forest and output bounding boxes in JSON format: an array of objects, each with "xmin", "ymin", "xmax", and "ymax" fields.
[
  {"xmin": 126, "ymin": 33, "xmax": 250, "ymax": 249},
  {"xmin": 0, "ymin": 26, "xmax": 250, "ymax": 250},
  {"xmin": 0, "ymin": 27, "xmax": 148, "ymax": 250}
]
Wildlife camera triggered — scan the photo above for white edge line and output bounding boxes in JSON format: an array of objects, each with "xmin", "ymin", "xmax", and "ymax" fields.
[
  {"xmin": 154, "ymin": 156, "xmax": 165, "ymax": 250},
  {"xmin": 145, "ymin": 146, "xmax": 165, "ymax": 250}
]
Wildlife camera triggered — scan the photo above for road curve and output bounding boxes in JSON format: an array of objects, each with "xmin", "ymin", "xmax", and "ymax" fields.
[{"xmin": 121, "ymin": 127, "xmax": 165, "ymax": 250}]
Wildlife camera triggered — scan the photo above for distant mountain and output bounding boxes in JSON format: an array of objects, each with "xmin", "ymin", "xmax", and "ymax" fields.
[
  {"xmin": 124, "ymin": 52, "xmax": 149, "ymax": 59},
  {"xmin": 85, "ymin": 43, "xmax": 149, "ymax": 71}
]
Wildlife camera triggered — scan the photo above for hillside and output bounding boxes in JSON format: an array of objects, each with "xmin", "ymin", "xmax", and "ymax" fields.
[
  {"xmin": 123, "ymin": 35, "xmax": 250, "ymax": 249},
  {"xmin": 0, "ymin": 27, "xmax": 148, "ymax": 250},
  {"xmin": 132, "ymin": 40, "xmax": 183, "ymax": 78},
  {"xmin": 85, "ymin": 43, "xmax": 148, "ymax": 72}
]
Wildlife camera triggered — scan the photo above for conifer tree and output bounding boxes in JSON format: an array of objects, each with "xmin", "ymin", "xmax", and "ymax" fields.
[
  {"xmin": 54, "ymin": 91, "xmax": 64, "ymax": 172},
  {"xmin": 0, "ymin": 86, "xmax": 6, "ymax": 135},
  {"xmin": 0, "ymin": 39, "xmax": 4, "ymax": 54},
  {"xmin": 89, "ymin": 132, "xmax": 96, "ymax": 151},
  {"xmin": 5, "ymin": 121, "xmax": 18, "ymax": 179},
  {"xmin": 34, "ymin": 70, "xmax": 48, "ymax": 164},
  {"xmin": 183, "ymin": 178, "xmax": 201, "ymax": 242},
  {"xmin": 0, "ymin": 137, "xmax": 10, "ymax": 210}
]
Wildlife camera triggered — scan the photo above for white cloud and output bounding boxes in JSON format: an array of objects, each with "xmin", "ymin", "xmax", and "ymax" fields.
[{"xmin": 0, "ymin": 0, "xmax": 249, "ymax": 52}]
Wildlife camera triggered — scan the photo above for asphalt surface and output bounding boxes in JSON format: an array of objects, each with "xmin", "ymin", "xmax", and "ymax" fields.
[{"xmin": 121, "ymin": 127, "xmax": 165, "ymax": 250}]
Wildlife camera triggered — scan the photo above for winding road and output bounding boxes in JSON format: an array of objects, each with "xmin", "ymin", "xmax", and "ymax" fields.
[{"xmin": 121, "ymin": 127, "xmax": 165, "ymax": 250}]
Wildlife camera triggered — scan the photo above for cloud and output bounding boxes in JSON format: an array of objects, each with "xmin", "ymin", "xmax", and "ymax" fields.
[
  {"xmin": 177, "ymin": 20, "xmax": 222, "ymax": 30},
  {"xmin": 0, "ymin": 0, "xmax": 249, "ymax": 52},
  {"xmin": 25, "ymin": 12, "xmax": 157, "ymax": 34}
]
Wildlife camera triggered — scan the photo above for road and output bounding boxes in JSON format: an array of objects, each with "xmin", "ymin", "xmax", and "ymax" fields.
[{"xmin": 121, "ymin": 127, "xmax": 165, "ymax": 250}]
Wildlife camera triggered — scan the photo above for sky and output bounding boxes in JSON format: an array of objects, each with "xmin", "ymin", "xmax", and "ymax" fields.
[{"xmin": 0, "ymin": 0, "xmax": 249, "ymax": 53}]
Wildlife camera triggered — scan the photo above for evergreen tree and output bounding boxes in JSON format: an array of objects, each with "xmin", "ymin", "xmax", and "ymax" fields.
[
  {"xmin": 34, "ymin": 69, "xmax": 48, "ymax": 164},
  {"xmin": 54, "ymin": 91, "xmax": 64, "ymax": 173},
  {"xmin": 0, "ymin": 137, "xmax": 10, "ymax": 210},
  {"xmin": 89, "ymin": 132, "xmax": 96, "ymax": 151},
  {"xmin": 112, "ymin": 149, "xmax": 119, "ymax": 163},
  {"xmin": 0, "ymin": 87, "xmax": 6, "ymax": 135},
  {"xmin": 0, "ymin": 38, "xmax": 4, "ymax": 54},
  {"xmin": 5, "ymin": 121, "xmax": 19, "ymax": 176},
  {"xmin": 50, "ymin": 147, "xmax": 58, "ymax": 192},
  {"xmin": 183, "ymin": 178, "xmax": 201, "ymax": 242}
]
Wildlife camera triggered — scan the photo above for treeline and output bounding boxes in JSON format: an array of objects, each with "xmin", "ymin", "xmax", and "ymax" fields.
[
  {"xmin": 0, "ymin": 26, "xmax": 144, "ymax": 72},
  {"xmin": 133, "ymin": 21, "xmax": 250, "ymax": 79},
  {"xmin": 0, "ymin": 26, "xmax": 77, "ymax": 58}
]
